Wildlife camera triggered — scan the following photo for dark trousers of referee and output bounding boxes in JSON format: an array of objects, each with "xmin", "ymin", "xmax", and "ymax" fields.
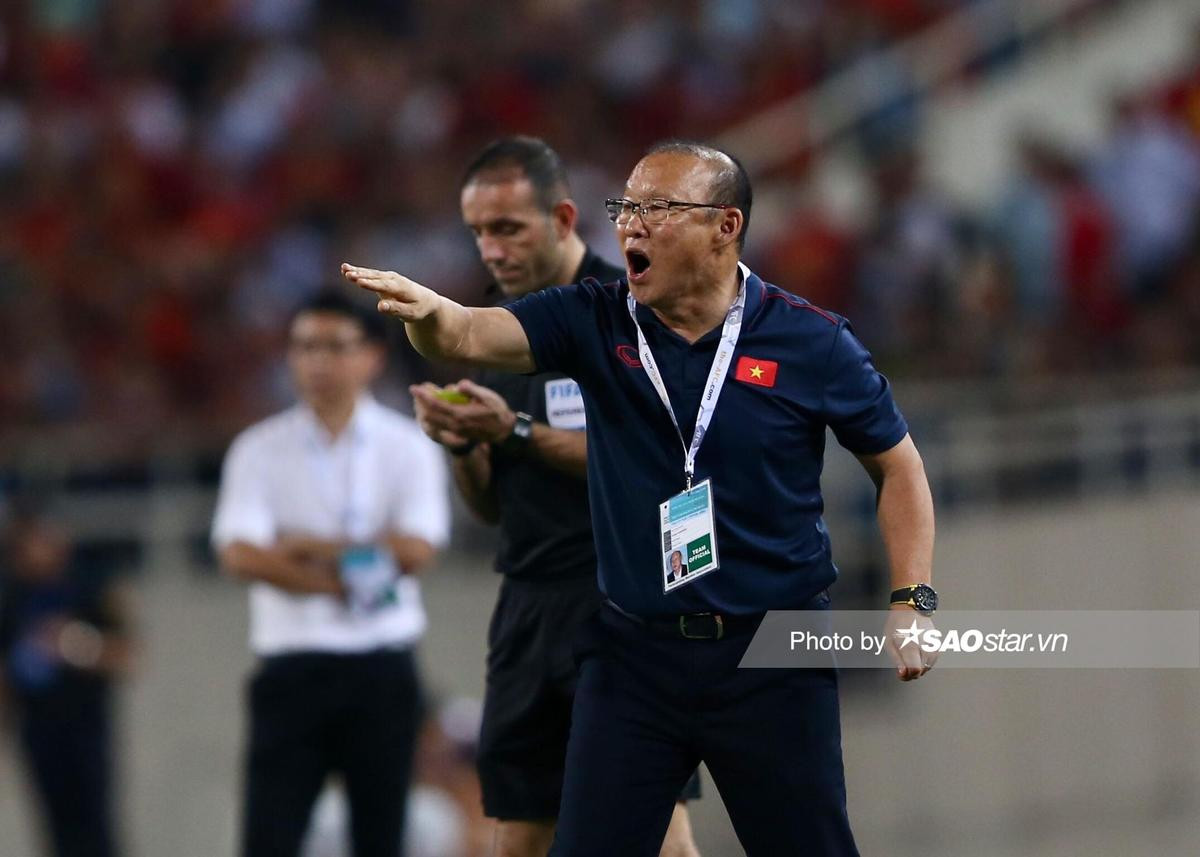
[
  {"xmin": 549, "ymin": 595, "xmax": 859, "ymax": 857},
  {"xmin": 240, "ymin": 649, "xmax": 421, "ymax": 857}
]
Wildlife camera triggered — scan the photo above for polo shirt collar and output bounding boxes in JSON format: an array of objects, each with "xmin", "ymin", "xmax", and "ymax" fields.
[
  {"xmin": 630, "ymin": 262, "xmax": 764, "ymax": 341},
  {"xmin": 741, "ymin": 263, "xmax": 765, "ymax": 323},
  {"xmin": 297, "ymin": 394, "xmax": 376, "ymax": 448}
]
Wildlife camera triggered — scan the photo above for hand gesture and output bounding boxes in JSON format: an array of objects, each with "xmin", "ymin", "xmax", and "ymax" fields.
[{"xmin": 341, "ymin": 263, "xmax": 441, "ymax": 321}]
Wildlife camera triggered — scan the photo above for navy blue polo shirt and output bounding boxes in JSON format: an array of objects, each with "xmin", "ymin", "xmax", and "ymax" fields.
[{"xmin": 505, "ymin": 269, "xmax": 908, "ymax": 618}]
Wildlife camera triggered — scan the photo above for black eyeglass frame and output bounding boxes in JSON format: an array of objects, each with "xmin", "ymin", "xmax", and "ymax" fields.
[{"xmin": 604, "ymin": 197, "xmax": 732, "ymax": 224}]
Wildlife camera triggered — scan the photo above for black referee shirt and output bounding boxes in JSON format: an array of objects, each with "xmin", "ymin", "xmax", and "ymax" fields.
[{"xmin": 477, "ymin": 248, "xmax": 624, "ymax": 582}]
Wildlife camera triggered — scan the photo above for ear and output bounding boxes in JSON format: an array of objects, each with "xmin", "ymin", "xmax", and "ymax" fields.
[
  {"xmin": 551, "ymin": 198, "xmax": 578, "ymax": 240},
  {"xmin": 715, "ymin": 208, "xmax": 743, "ymax": 250}
]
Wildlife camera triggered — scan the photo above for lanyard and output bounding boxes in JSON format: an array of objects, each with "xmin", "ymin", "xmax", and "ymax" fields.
[
  {"xmin": 306, "ymin": 412, "xmax": 371, "ymax": 541},
  {"xmin": 626, "ymin": 262, "xmax": 749, "ymax": 490}
]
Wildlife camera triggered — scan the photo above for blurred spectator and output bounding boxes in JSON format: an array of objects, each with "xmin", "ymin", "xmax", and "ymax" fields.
[
  {"xmin": 993, "ymin": 136, "xmax": 1063, "ymax": 324},
  {"xmin": 760, "ymin": 201, "xmax": 857, "ymax": 314},
  {"xmin": 1090, "ymin": 93, "xmax": 1200, "ymax": 300},
  {"xmin": 992, "ymin": 135, "xmax": 1128, "ymax": 373},
  {"xmin": 211, "ymin": 291, "xmax": 451, "ymax": 857},
  {"xmin": 853, "ymin": 147, "xmax": 977, "ymax": 373},
  {"xmin": 1159, "ymin": 22, "xmax": 1200, "ymax": 141},
  {"xmin": 0, "ymin": 502, "xmax": 139, "ymax": 857}
]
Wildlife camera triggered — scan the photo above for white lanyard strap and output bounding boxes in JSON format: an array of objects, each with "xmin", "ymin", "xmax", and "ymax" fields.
[
  {"xmin": 308, "ymin": 420, "xmax": 371, "ymax": 541},
  {"xmin": 626, "ymin": 262, "xmax": 750, "ymax": 489}
]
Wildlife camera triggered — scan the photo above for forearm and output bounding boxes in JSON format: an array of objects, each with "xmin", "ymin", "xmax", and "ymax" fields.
[
  {"xmin": 407, "ymin": 301, "xmax": 536, "ymax": 373},
  {"xmin": 406, "ymin": 295, "xmax": 475, "ymax": 362},
  {"xmin": 220, "ymin": 542, "xmax": 344, "ymax": 596},
  {"xmin": 527, "ymin": 424, "xmax": 587, "ymax": 479},
  {"xmin": 875, "ymin": 459, "xmax": 935, "ymax": 590},
  {"xmin": 451, "ymin": 445, "xmax": 501, "ymax": 524},
  {"xmin": 384, "ymin": 533, "xmax": 437, "ymax": 574},
  {"xmin": 346, "ymin": 263, "xmax": 537, "ymax": 371}
]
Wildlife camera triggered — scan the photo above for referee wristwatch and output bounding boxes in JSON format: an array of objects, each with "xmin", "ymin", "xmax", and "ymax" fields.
[
  {"xmin": 890, "ymin": 583, "xmax": 938, "ymax": 615},
  {"xmin": 498, "ymin": 411, "xmax": 534, "ymax": 455}
]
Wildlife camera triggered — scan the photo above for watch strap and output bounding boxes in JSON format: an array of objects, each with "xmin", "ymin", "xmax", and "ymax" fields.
[
  {"xmin": 890, "ymin": 585, "xmax": 919, "ymax": 605},
  {"xmin": 499, "ymin": 412, "xmax": 534, "ymax": 455}
]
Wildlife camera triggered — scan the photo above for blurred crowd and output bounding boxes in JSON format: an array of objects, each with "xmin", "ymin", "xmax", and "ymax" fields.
[
  {"xmin": 0, "ymin": 0, "xmax": 1197, "ymax": 465},
  {"xmin": 783, "ymin": 76, "xmax": 1200, "ymax": 380}
]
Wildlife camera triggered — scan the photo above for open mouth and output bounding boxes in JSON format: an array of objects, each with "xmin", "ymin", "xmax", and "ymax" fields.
[{"xmin": 626, "ymin": 249, "xmax": 651, "ymax": 278}]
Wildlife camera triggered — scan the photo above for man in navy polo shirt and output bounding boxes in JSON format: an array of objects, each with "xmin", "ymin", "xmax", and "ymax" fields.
[{"xmin": 343, "ymin": 141, "xmax": 937, "ymax": 857}]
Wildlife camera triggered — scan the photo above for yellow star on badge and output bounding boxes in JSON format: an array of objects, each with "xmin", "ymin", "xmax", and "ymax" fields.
[{"xmin": 749, "ymin": 364, "xmax": 764, "ymax": 379}]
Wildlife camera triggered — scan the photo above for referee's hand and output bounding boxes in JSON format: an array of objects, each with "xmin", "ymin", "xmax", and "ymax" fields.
[
  {"xmin": 884, "ymin": 605, "xmax": 938, "ymax": 681},
  {"xmin": 342, "ymin": 263, "xmax": 440, "ymax": 322},
  {"xmin": 411, "ymin": 383, "xmax": 472, "ymax": 449}
]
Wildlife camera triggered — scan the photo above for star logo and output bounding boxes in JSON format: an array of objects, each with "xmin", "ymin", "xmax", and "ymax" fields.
[
  {"xmin": 895, "ymin": 619, "xmax": 925, "ymax": 650},
  {"xmin": 749, "ymin": 364, "xmax": 764, "ymax": 380}
]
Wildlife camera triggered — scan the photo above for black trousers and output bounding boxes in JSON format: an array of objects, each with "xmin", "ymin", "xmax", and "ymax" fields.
[
  {"xmin": 478, "ymin": 576, "xmax": 701, "ymax": 820},
  {"xmin": 549, "ymin": 602, "xmax": 859, "ymax": 857},
  {"xmin": 20, "ymin": 698, "xmax": 115, "ymax": 857},
  {"xmin": 241, "ymin": 648, "xmax": 422, "ymax": 857}
]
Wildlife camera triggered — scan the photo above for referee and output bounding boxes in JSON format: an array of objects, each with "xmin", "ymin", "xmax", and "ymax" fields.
[
  {"xmin": 344, "ymin": 141, "xmax": 936, "ymax": 856},
  {"xmin": 212, "ymin": 292, "xmax": 450, "ymax": 857},
  {"xmin": 409, "ymin": 138, "xmax": 700, "ymax": 857}
]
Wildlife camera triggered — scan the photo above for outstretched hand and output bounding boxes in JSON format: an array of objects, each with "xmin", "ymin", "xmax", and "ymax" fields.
[{"xmin": 341, "ymin": 263, "xmax": 441, "ymax": 322}]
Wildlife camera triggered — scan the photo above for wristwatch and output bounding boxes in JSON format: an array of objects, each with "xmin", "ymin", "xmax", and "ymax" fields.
[
  {"xmin": 498, "ymin": 411, "xmax": 534, "ymax": 455},
  {"xmin": 890, "ymin": 583, "xmax": 938, "ymax": 615}
]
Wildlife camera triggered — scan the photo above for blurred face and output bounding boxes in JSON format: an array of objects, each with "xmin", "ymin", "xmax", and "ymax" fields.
[
  {"xmin": 287, "ymin": 312, "xmax": 381, "ymax": 408},
  {"xmin": 671, "ymin": 551, "xmax": 682, "ymax": 573},
  {"xmin": 618, "ymin": 153, "xmax": 732, "ymax": 307},
  {"xmin": 461, "ymin": 176, "xmax": 565, "ymax": 297},
  {"xmin": 7, "ymin": 519, "xmax": 70, "ymax": 583}
]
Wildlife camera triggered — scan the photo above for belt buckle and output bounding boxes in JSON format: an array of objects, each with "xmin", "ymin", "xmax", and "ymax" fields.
[{"xmin": 679, "ymin": 613, "xmax": 724, "ymax": 640}]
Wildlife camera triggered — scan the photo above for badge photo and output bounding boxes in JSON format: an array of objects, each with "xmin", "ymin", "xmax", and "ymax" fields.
[{"xmin": 664, "ymin": 549, "xmax": 690, "ymax": 589}]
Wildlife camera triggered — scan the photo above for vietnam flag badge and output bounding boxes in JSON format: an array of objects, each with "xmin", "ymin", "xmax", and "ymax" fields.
[{"xmin": 735, "ymin": 356, "xmax": 778, "ymax": 388}]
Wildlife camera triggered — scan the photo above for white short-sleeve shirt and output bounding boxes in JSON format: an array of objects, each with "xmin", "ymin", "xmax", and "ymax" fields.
[{"xmin": 211, "ymin": 396, "xmax": 450, "ymax": 655}]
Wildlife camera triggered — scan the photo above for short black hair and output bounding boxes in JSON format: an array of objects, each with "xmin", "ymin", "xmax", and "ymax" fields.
[
  {"xmin": 461, "ymin": 136, "xmax": 571, "ymax": 213},
  {"xmin": 291, "ymin": 290, "xmax": 387, "ymax": 343},
  {"xmin": 643, "ymin": 140, "xmax": 753, "ymax": 251}
]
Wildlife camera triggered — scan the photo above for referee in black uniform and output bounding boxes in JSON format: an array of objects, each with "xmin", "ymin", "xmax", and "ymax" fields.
[{"xmin": 409, "ymin": 138, "xmax": 701, "ymax": 857}]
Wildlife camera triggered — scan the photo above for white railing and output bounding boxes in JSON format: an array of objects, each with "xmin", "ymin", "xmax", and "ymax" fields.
[{"xmin": 14, "ymin": 369, "xmax": 1197, "ymax": 577}]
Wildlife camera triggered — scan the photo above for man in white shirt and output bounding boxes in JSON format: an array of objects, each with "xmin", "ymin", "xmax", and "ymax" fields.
[{"xmin": 212, "ymin": 291, "xmax": 450, "ymax": 857}]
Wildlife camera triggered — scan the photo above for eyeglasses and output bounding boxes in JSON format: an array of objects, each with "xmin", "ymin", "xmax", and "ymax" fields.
[
  {"xmin": 288, "ymin": 337, "xmax": 365, "ymax": 357},
  {"xmin": 604, "ymin": 197, "xmax": 731, "ymax": 225}
]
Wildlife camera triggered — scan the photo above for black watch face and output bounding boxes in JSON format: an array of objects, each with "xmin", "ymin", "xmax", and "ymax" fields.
[{"xmin": 912, "ymin": 586, "xmax": 938, "ymax": 613}]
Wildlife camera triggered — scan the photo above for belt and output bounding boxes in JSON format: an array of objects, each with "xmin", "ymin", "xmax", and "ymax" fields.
[{"xmin": 603, "ymin": 599, "xmax": 764, "ymax": 640}]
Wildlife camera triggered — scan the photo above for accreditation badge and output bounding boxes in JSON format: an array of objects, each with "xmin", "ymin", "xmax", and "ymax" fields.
[
  {"xmin": 659, "ymin": 479, "xmax": 720, "ymax": 592},
  {"xmin": 339, "ymin": 545, "xmax": 400, "ymax": 615}
]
